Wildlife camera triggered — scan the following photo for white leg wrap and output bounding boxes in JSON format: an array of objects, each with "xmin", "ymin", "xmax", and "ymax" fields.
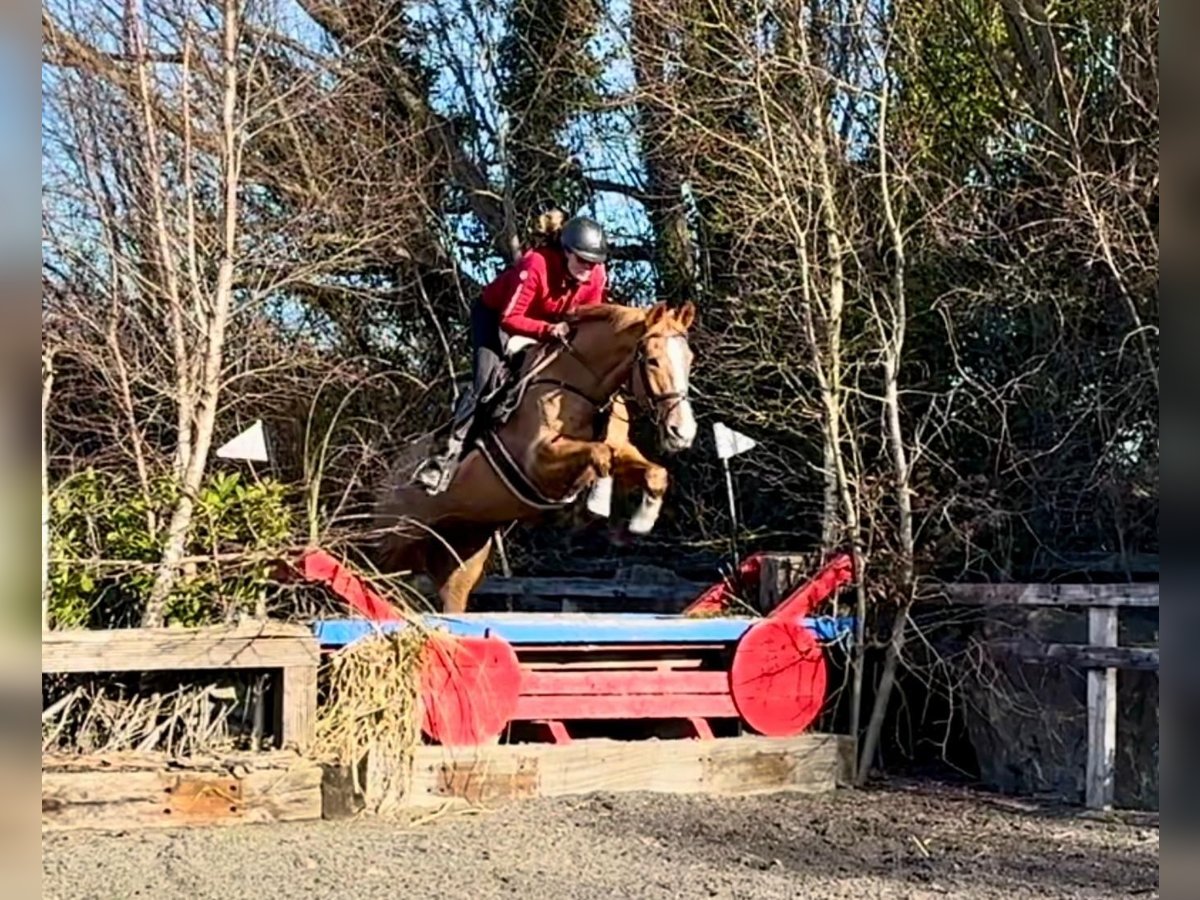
[
  {"xmin": 586, "ymin": 475, "xmax": 613, "ymax": 518},
  {"xmin": 628, "ymin": 494, "xmax": 663, "ymax": 534}
]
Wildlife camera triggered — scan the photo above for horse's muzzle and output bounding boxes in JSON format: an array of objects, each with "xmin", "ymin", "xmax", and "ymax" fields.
[{"xmin": 660, "ymin": 402, "xmax": 698, "ymax": 453}]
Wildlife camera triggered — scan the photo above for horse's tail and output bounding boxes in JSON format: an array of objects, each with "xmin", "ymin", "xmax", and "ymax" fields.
[{"xmin": 371, "ymin": 433, "xmax": 439, "ymax": 571}]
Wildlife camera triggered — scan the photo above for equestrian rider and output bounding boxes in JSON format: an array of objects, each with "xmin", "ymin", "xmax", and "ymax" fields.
[{"xmin": 414, "ymin": 212, "xmax": 611, "ymax": 493}]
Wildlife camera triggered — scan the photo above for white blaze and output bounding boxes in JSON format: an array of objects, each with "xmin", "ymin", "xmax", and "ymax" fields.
[{"xmin": 666, "ymin": 335, "xmax": 697, "ymax": 444}]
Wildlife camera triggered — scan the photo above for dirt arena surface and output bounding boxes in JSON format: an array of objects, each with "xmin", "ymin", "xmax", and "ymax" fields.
[{"xmin": 42, "ymin": 778, "xmax": 1158, "ymax": 900}]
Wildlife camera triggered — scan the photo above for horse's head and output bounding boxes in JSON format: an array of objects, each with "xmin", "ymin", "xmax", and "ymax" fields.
[
  {"xmin": 565, "ymin": 300, "xmax": 698, "ymax": 454},
  {"xmin": 633, "ymin": 301, "xmax": 697, "ymax": 454}
]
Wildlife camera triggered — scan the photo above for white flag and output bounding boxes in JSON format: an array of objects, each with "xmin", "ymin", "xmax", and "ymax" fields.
[
  {"xmin": 216, "ymin": 420, "xmax": 269, "ymax": 462},
  {"xmin": 712, "ymin": 421, "xmax": 757, "ymax": 460}
]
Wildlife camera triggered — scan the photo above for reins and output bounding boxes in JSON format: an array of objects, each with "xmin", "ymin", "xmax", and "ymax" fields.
[{"xmin": 527, "ymin": 327, "xmax": 690, "ymax": 427}]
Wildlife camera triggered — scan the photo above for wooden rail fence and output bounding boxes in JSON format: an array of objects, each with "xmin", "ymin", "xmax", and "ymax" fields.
[
  {"xmin": 942, "ymin": 582, "xmax": 1159, "ymax": 810},
  {"xmin": 474, "ymin": 555, "xmax": 815, "ymax": 614}
]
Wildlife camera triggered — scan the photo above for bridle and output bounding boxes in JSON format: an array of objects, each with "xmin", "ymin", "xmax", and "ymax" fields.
[
  {"xmin": 525, "ymin": 326, "xmax": 692, "ymax": 426},
  {"xmin": 631, "ymin": 332, "xmax": 691, "ymax": 426}
]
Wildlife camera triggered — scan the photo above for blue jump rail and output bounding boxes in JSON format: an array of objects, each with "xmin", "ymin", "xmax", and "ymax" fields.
[{"xmin": 312, "ymin": 612, "xmax": 856, "ymax": 649}]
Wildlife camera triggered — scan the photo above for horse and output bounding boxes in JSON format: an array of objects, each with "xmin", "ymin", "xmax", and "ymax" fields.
[{"xmin": 371, "ymin": 300, "xmax": 698, "ymax": 613}]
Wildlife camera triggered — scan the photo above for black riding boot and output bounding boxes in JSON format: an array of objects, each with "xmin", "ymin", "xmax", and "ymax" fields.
[{"xmin": 414, "ymin": 387, "xmax": 477, "ymax": 494}]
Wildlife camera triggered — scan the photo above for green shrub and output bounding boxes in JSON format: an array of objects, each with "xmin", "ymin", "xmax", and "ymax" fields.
[{"xmin": 48, "ymin": 468, "xmax": 293, "ymax": 628}]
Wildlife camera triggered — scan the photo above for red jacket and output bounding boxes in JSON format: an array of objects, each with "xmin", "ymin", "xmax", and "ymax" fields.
[{"xmin": 480, "ymin": 246, "xmax": 607, "ymax": 339}]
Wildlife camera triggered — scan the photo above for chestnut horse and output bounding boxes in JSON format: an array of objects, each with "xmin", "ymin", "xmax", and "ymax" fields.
[{"xmin": 372, "ymin": 301, "xmax": 697, "ymax": 612}]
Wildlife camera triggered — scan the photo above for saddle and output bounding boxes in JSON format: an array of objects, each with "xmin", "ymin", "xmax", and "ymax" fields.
[
  {"xmin": 476, "ymin": 345, "xmax": 615, "ymax": 440},
  {"xmin": 457, "ymin": 343, "xmax": 615, "ymax": 508},
  {"xmin": 460, "ymin": 346, "xmax": 544, "ymax": 451}
]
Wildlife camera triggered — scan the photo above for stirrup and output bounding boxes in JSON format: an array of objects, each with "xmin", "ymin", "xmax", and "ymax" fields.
[
  {"xmin": 414, "ymin": 458, "xmax": 446, "ymax": 492},
  {"xmin": 416, "ymin": 448, "xmax": 462, "ymax": 493}
]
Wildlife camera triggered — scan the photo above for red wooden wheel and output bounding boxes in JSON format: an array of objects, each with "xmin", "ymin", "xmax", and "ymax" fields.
[
  {"xmin": 419, "ymin": 634, "xmax": 522, "ymax": 746},
  {"xmin": 729, "ymin": 619, "xmax": 827, "ymax": 736}
]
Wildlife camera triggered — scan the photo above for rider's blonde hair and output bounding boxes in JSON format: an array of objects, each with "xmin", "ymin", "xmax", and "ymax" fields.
[{"xmin": 528, "ymin": 209, "xmax": 567, "ymax": 248}]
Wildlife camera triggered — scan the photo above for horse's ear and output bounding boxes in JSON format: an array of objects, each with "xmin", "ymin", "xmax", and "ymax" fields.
[
  {"xmin": 675, "ymin": 301, "xmax": 696, "ymax": 331},
  {"xmin": 644, "ymin": 302, "xmax": 668, "ymax": 328}
]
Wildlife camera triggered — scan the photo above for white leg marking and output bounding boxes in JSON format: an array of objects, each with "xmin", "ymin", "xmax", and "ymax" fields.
[
  {"xmin": 629, "ymin": 494, "xmax": 663, "ymax": 534},
  {"xmin": 586, "ymin": 475, "xmax": 613, "ymax": 518}
]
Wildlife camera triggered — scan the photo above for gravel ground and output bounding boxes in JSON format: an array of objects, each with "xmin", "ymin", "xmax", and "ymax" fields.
[{"xmin": 42, "ymin": 778, "xmax": 1158, "ymax": 900}]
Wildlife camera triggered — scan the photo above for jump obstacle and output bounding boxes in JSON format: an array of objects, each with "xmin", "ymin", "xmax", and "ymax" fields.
[
  {"xmin": 299, "ymin": 550, "xmax": 855, "ymax": 747},
  {"xmin": 41, "ymin": 552, "xmax": 857, "ymax": 831}
]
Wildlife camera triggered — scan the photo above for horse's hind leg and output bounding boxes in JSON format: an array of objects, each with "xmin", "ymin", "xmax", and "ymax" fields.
[{"xmin": 429, "ymin": 528, "xmax": 494, "ymax": 613}]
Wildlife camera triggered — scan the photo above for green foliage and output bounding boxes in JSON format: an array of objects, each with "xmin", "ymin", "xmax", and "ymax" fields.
[
  {"xmin": 48, "ymin": 469, "xmax": 293, "ymax": 629},
  {"xmin": 894, "ymin": 0, "xmax": 1011, "ymax": 176},
  {"xmin": 497, "ymin": 0, "xmax": 603, "ymax": 214}
]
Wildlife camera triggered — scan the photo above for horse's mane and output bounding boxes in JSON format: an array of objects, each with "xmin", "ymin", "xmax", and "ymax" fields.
[{"xmin": 568, "ymin": 303, "xmax": 645, "ymax": 330}]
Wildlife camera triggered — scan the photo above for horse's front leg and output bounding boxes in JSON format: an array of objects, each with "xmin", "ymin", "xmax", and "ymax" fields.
[
  {"xmin": 534, "ymin": 437, "xmax": 614, "ymax": 499},
  {"xmin": 607, "ymin": 440, "xmax": 670, "ymax": 534},
  {"xmin": 585, "ymin": 394, "xmax": 631, "ymax": 519}
]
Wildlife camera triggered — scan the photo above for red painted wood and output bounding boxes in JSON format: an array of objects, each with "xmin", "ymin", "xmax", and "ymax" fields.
[
  {"xmin": 769, "ymin": 553, "xmax": 854, "ymax": 620},
  {"xmin": 299, "ymin": 550, "xmax": 403, "ymax": 621},
  {"xmin": 517, "ymin": 643, "xmax": 727, "ymax": 654},
  {"xmin": 520, "ymin": 670, "xmax": 728, "ymax": 696},
  {"xmin": 688, "ymin": 717, "xmax": 716, "ymax": 740},
  {"xmin": 419, "ymin": 634, "xmax": 522, "ymax": 745},
  {"xmin": 730, "ymin": 619, "xmax": 827, "ymax": 736},
  {"xmin": 682, "ymin": 553, "xmax": 765, "ymax": 616},
  {"xmin": 514, "ymin": 692, "xmax": 738, "ymax": 721}
]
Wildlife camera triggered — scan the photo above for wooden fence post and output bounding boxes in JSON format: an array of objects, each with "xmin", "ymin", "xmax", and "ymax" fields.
[{"xmin": 1086, "ymin": 606, "xmax": 1119, "ymax": 810}]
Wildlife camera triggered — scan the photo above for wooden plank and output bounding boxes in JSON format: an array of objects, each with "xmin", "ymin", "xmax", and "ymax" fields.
[
  {"xmin": 276, "ymin": 664, "xmax": 318, "ymax": 752},
  {"xmin": 1086, "ymin": 607, "xmax": 1118, "ymax": 810},
  {"xmin": 988, "ymin": 640, "xmax": 1158, "ymax": 671},
  {"xmin": 42, "ymin": 750, "xmax": 309, "ymax": 773},
  {"xmin": 400, "ymin": 733, "xmax": 843, "ymax": 808},
  {"xmin": 42, "ymin": 623, "xmax": 319, "ymax": 674},
  {"xmin": 940, "ymin": 583, "xmax": 1158, "ymax": 609},
  {"xmin": 427, "ymin": 612, "xmax": 750, "ymax": 643},
  {"xmin": 758, "ymin": 555, "xmax": 809, "ymax": 613},
  {"xmin": 523, "ymin": 658, "xmax": 704, "ymax": 671},
  {"xmin": 313, "ymin": 614, "xmax": 754, "ymax": 647},
  {"xmin": 516, "ymin": 643, "xmax": 729, "ymax": 655},
  {"xmin": 41, "ymin": 756, "xmax": 323, "ymax": 832},
  {"xmin": 473, "ymin": 576, "xmax": 707, "ymax": 603},
  {"xmin": 698, "ymin": 736, "xmax": 836, "ymax": 795}
]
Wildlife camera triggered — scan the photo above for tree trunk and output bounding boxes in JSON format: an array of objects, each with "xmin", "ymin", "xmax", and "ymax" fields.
[
  {"xmin": 41, "ymin": 349, "xmax": 55, "ymax": 631},
  {"xmin": 142, "ymin": 0, "xmax": 241, "ymax": 626}
]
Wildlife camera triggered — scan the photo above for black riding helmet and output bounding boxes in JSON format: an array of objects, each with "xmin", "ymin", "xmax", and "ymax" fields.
[{"xmin": 560, "ymin": 216, "xmax": 609, "ymax": 263}]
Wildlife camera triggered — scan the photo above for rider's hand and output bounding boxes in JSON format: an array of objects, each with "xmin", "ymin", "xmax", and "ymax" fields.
[{"xmin": 549, "ymin": 322, "xmax": 571, "ymax": 342}]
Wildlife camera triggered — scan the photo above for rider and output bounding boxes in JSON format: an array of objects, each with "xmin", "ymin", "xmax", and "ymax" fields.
[{"xmin": 414, "ymin": 210, "xmax": 611, "ymax": 493}]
